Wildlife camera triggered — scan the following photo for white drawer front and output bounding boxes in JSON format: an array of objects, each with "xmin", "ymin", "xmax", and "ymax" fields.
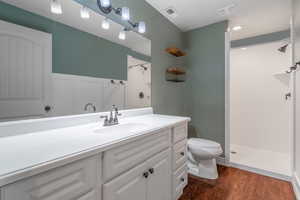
[
  {"xmin": 1, "ymin": 156, "xmax": 101, "ymax": 200},
  {"xmin": 173, "ymin": 164, "xmax": 188, "ymax": 200},
  {"xmin": 103, "ymin": 129, "xmax": 171, "ymax": 182},
  {"xmin": 173, "ymin": 139, "xmax": 187, "ymax": 170},
  {"xmin": 173, "ymin": 124, "xmax": 187, "ymax": 144}
]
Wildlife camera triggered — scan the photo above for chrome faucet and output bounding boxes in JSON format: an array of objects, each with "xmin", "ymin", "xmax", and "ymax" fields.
[{"xmin": 100, "ymin": 105, "xmax": 122, "ymax": 126}]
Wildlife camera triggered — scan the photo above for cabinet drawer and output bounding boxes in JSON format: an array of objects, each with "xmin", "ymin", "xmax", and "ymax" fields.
[
  {"xmin": 103, "ymin": 129, "xmax": 171, "ymax": 182},
  {"xmin": 173, "ymin": 124, "xmax": 187, "ymax": 144},
  {"xmin": 1, "ymin": 155, "xmax": 101, "ymax": 200},
  {"xmin": 173, "ymin": 139, "xmax": 187, "ymax": 170},
  {"xmin": 173, "ymin": 164, "xmax": 188, "ymax": 200}
]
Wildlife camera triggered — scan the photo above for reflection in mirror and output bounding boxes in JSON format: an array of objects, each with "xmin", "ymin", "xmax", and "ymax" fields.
[
  {"xmin": 126, "ymin": 56, "xmax": 151, "ymax": 109},
  {"xmin": 0, "ymin": 0, "xmax": 151, "ymax": 122}
]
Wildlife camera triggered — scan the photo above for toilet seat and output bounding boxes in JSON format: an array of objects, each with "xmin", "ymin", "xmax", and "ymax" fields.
[{"xmin": 188, "ymin": 138, "xmax": 223, "ymax": 156}]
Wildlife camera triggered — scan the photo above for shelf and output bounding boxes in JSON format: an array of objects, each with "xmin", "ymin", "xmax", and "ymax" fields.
[
  {"xmin": 165, "ymin": 47, "xmax": 186, "ymax": 57},
  {"xmin": 166, "ymin": 79, "xmax": 185, "ymax": 82},
  {"xmin": 166, "ymin": 67, "xmax": 186, "ymax": 82},
  {"xmin": 166, "ymin": 67, "xmax": 186, "ymax": 75}
]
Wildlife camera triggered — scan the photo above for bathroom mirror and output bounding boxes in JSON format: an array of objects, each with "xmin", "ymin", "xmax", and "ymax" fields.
[{"xmin": 0, "ymin": 0, "xmax": 151, "ymax": 122}]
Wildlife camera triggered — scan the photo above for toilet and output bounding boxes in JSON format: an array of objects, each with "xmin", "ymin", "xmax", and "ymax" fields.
[{"xmin": 187, "ymin": 138, "xmax": 223, "ymax": 179}]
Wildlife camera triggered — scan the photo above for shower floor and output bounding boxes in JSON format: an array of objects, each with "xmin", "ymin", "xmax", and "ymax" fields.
[{"xmin": 230, "ymin": 144, "xmax": 291, "ymax": 178}]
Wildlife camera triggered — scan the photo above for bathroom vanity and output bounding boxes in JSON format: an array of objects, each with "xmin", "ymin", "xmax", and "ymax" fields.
[{"xmin": 0, "ymin": 108, "xmax": 190, "ymax": 200}]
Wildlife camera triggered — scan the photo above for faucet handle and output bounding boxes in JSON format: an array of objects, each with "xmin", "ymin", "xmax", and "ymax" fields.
[{"xmin": 100, "ymin": 115, "xmax": 109, "ymax": 126}]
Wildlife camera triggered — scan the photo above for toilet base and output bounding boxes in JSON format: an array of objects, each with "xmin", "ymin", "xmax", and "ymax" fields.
[{"xmin": 188, "ymin": 158, "xmax": 219, "ymax": 180}]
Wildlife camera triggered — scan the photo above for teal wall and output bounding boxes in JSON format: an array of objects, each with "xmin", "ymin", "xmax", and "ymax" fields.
[
  {"xmin": 231, "ymin": 30, "xmax": 290, "ymax": 48},
  {"xmin": 0, "ymin": 1, "xmax": 185, "ymax": 116},
  {"xmin": 0, "ymin": 1, "xmax": 150, "ymax": 80},
  {"xmin": 96, "ymin": 0, "xmax": 187, "ymax": 116},
  {"xmin": 184, "ymin": 21, "xmax": 228, "ymax": 152}
]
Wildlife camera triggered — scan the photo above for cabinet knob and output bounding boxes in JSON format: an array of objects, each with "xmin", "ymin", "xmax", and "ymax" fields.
[
  {"xmin": 149, "ymin": 168, "xmax": 154, "ymax": 174},
  {"xmin": 181, "ymin": 178, "xmax": 185, "ymax": 182},
  {"xmin": 44, "ymin": 105, "xmax": 52, "ymax": 113},
  {"xmin": 180, "ymin": 152, "xmax": 185, "ymax": 156},
  {"xmin": 143, "ymin": 172, "xmax": 149, "ymax": 178}
]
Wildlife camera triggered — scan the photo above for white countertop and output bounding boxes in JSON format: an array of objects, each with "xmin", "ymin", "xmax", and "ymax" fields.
[{"xmin": 0, "ymin": 113, "xmax": 190, "ymax": 187}]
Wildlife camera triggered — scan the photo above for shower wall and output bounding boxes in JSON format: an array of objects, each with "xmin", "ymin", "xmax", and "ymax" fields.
[{"xmin": 230, "ymin": 41, "xmax": 291, "ymax": 154}]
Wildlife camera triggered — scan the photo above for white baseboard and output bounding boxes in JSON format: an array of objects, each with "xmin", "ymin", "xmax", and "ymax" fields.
[
  {"xmin": 228, "ymin": 161, "xmax": 291, "ymax": 181},
  {"xmin": 292, "ymin": 172, "xmax": 300, "ymax": 200}
]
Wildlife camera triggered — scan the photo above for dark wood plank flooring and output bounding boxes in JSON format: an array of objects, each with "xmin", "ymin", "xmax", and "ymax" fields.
[{"xmin": 179, "ymin": 166, "xmax": 295, "ymax": 200}]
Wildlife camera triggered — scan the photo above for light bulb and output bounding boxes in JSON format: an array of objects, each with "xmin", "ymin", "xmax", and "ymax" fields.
[
  {"xmin": 100, "ymin": 0, "xmax": 110, "ymax": 8},
  {"xmin": 102, "ymin": 18, "xmax": 110, "ymax": 30},
  {"xmin": 119, "ymin": 31, "xmax": 126, "ymax": 40},
  {"xmin": 50, "ymin": 0, "xmax": 62, "ymax": 14},
  {"xmin": 138, "ymin": 21, "xmax": 146, "ymax": 33},
  {"xmin": 80, "ymin": 6, "xmax": 90, "ymax": 19},
  {"xmin": 121, "ymin": 7, "xmax": 130, "ymax": 20},
  {"xmin": 232, "ymin": 26, "xmax": 242, "ymax": 31}
]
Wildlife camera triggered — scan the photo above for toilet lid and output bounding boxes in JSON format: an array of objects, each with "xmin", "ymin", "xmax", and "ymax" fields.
[{"xmin": 188, "ymin": 138, "xmax": 222, "ymax": 150}]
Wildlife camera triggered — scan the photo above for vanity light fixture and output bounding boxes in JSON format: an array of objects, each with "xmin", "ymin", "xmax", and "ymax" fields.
[
  {"xmin": 50, "ymin": 0, "xmax": 62, "ymax": 14},
  {"xmin": 120, "ymin": 7, "xmax": 130, "ymax": 20},
  {"xmin": 96, "ymin": 0, "xmax": 146, "ymax": 34},
  {"xmin": 118, "ymin": 30, "xmax": 126, "ymax": 40},
  {"xmin": 138, "ymin": 21, "xmax": 146, "ymax": 33},
  {"xmin": 100, "ymin": 0, "xmax": 111, "ymax": 8},
  {"xmin": 102, "ymin": 18, "xmax": 110, "ymax": 29},
  {"xmin": 80, "ymin": 6, "xmax": 90, "ymax": 19},
  {"xmin": 232, "ymin": 26, "xmax": 242, "ymax": 31}
]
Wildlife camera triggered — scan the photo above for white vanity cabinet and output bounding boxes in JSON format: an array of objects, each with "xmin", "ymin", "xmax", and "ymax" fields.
[
  {"xmin": 102, "ymin": 123, "xmax": 188, "ymax": 200},
  {"xmin": 103, "ymin": 149, "xmax": 171, "ymax": 200},
  {"xmin": 102, "ymin": 129, "xmax": 171, "ymax": 182},
  {"xmin": 0, "ymin": 121, "xmax": 189, "ymax": 200},
  {"xmin": 0, "ymin": 155, "xmax": 102, "ymax": 200},
  {"xmin": 172, "ymin": 123, "xmax": 188, "ymax": 200}
]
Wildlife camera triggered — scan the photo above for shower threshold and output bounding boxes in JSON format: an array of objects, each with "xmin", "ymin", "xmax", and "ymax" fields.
[{"xmin": 229, "ymin": 144, "xmax": 291, "ymax": 181}]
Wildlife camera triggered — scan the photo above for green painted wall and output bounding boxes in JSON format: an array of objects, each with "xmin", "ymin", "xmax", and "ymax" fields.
[
  {"xmin": 76, "ymin": 0, "xmax": 187, "ymax": 115},
  {"xmin": 0, "ymin": 1, "xmax": 185, "ymax": 116},
  {"xmin": 110, "ymin": 0, "xmax": 186, "ymax": 116},
  {"xmin": 0, "ymin": 1, "xmax": 150, "ymax": 80},
  {"xmin": 184, "ymin": 21, "xmax": 228, "ymax": 152},
  {"xmin": 231, "ymin": 30, "xmax": 290, "ymax": 48}
]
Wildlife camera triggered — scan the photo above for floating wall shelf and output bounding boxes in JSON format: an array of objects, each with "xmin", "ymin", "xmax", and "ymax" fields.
[
  {"xmin": 166, "ymin": 67, "xmax": 186, "ymax": 82},
  {"xmin": 165, "ymin": 47, "xmax": 186, "ymax": 57}
]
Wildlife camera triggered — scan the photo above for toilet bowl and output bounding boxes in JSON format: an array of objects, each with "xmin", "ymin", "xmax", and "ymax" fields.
[{"xmin": 187, "ymin": 138, "xmax": 223, "ymax": 179}]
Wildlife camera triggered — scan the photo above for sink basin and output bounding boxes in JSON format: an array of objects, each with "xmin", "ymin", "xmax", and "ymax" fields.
[{"xmin": 93, "ymin": 123, "xmax": 149, "ymax": 134}]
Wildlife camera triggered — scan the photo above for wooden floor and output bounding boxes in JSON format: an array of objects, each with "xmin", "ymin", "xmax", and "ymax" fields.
[{"xmin": 179, "ymin": 166, "xmax": 295, "ymax": 200}]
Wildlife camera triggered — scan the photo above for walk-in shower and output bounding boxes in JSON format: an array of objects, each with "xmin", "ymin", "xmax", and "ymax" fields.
[{"xmin": 229, "ymin": 40, "xmax": 292, "ymax": 179}]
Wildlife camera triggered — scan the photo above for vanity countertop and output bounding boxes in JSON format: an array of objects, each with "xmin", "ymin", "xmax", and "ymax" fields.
[{"xmin": 0, "ymin": 112, "xmax": 190, "ymax": 187}]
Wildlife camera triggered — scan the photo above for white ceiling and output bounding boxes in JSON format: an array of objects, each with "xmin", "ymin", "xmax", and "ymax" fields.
[
  {"xmin": 0, "ymin": 0, "xmax": 151, "ymax": 56},
  {"xmin": 146, "ymin": 0, "xmax": 291, "ymax": 40}
]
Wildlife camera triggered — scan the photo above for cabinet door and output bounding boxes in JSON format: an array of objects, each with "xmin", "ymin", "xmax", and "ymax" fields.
[
  {"xmin": 103, "ymin": 162, "xmax": 147, "ymax": 200},
  {"xmin": 146, "ymin": 149, "xmax": 171, "ymax": 200},
  {"xmin": 1, "ymin": 156, "xmax": 101, "ymax": 200}
]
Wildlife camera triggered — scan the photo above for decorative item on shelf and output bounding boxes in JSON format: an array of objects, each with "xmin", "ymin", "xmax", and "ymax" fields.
[
  {"xmin": 165, "ymin": 47, "xmax": 186, "ymax": 57},
  {"xmin": 166, "ymin": 67, "xmax": 186, "ymax": 82}
]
